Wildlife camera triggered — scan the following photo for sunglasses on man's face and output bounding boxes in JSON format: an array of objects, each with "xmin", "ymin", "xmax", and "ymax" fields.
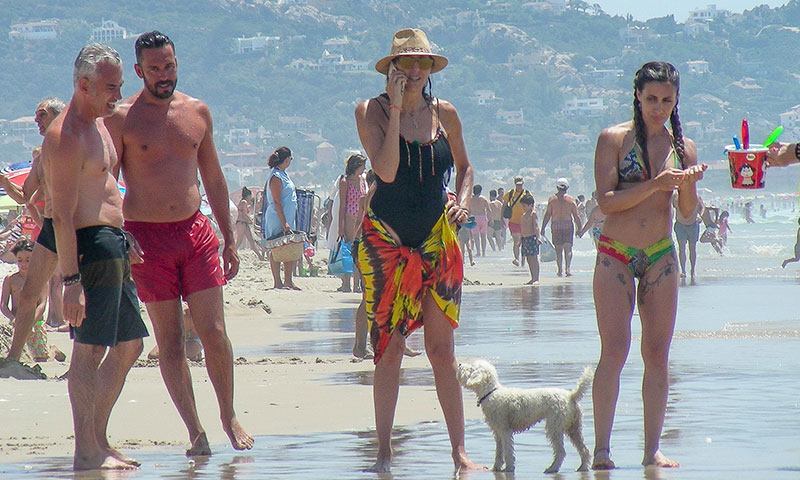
[{"xmin": 395, "ymin": 56, "xmax": 434, "ymax": 70}]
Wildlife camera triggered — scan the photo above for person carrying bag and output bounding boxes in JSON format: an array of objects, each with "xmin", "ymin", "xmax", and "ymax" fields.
[
  {"xmin": 328, "ymin": 237, "xmax": 354, "ymax": 275},
  {"xmin": 503, "ymin": 192, "xmax": 522, "ymax": 219}
]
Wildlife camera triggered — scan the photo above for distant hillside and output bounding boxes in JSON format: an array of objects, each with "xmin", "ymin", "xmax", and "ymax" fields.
[{"xmin": 2, "ymin": 0, "xmax": 800, "ymax": 193}]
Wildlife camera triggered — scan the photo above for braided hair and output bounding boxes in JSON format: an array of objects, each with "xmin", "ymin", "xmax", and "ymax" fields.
[{"xmin": 633, "ymin": 62, "xmax": 686, "ymax": 176}]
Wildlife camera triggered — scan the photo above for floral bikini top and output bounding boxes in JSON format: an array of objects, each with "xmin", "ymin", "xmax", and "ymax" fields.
[{"xmin": 618, "ymin": 140, "xmax": 682, "ymax": 183}]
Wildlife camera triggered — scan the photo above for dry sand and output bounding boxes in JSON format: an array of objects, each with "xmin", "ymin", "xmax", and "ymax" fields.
[{"xmin": 0, "ymin": 247, "xmax": 572, "ymax": 463}]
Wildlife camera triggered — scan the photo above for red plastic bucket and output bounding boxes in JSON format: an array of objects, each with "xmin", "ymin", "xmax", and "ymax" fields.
[{"xmin": 726, "ymin": 145, "xmax": 766, "ymax": 189}]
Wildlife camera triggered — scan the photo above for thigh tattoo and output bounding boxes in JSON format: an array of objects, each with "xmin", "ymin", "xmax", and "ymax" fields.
[{"xmin": 638, "ymin": 257, "xmax": 677, "ymax": 303}]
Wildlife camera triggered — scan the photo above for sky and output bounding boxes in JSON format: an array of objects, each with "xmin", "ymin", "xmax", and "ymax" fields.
[{"xmin": 596, "ymin": 0, "xmax": 789, "ymax": 22}]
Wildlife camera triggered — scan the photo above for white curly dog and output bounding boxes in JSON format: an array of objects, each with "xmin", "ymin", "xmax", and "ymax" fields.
[{"xmin": 457, "ymin": 359, "xmax": 593, "ymax": 473}]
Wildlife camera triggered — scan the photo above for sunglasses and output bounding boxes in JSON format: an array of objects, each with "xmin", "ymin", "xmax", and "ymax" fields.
[{"xmin": 395, "ymin": 56, "xmax": 434, "ymax": 70}]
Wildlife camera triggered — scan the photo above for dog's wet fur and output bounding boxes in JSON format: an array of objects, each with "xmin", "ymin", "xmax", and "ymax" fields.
[{"xmin": 458, "ymin": 359, "xmax": 593, "ymax": 473}]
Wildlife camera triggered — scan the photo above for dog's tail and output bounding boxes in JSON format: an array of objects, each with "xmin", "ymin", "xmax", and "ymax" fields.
[{"xmin": 569, "ymin": 366, "xmax": 594, "ymax": 403}]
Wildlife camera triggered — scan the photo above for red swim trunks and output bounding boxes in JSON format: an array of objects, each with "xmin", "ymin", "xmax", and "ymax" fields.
[
  {"xmin": 508, "ymin": 221, "xmax": 522, "ymax": 235},
  {"xmin": 125, "ymin": 210, "xmax": 225, "ymax": 303}
]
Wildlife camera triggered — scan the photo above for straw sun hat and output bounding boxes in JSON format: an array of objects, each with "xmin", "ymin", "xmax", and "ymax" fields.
[{"xmin": 374, "ymin": 28, "xmax": 448, "ymax": 75}]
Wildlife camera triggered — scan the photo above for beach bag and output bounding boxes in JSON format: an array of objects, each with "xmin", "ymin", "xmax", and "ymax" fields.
[
  {"xmin": 328, "ymin": 238, "xmax": 354, "ymax": 275},
  {"xmin": 540, "ymin": 237, "xmax": 556, "ymax": 262},
  {"xmin": 502, "ymin": 204, "xmax": 513, "ymax": 219},
  {"xmin": 502, "ymin": 191, "xmax": 525, "ymax": 219},
  {"xmin": 263, "ymin": 230, "xmax": 307, "ymax": 262}
]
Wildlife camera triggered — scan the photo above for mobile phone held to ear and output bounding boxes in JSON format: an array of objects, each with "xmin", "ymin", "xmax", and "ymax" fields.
[{"xmin": 388, "ymin": 62, "xmax": 404, "ymax": 97}]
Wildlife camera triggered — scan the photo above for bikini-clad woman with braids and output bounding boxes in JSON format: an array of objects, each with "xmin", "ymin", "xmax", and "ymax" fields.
[{"xmin": 591, "ymin": 62, "xmax": 706, "ymax": 470}]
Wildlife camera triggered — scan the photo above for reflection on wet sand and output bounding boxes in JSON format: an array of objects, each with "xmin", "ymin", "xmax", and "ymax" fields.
[{"xmin": 4, "ymin": 267, "xmax": 800, "ymax": 479}]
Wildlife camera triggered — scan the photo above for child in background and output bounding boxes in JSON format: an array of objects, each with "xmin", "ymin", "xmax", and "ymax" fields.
[
  {"xmin": 1, "ymin": 239, "xmax": 65, "ymax": 362},
  {"xmin": 718, "ymin": 210, "xmax": 732, "ymax": 247},
  {"xmin": 781, "ymin": 217, "xmax": 800, "ymax": 269},
  {"xmin": 700, "ymin": 206, "xmax": 723, "ymax": 255},
  {"xmin": 519, "ymin": 194, "xmax": 540, "ymax": 285},
  {"xmin": 458, "ymin": 219, "xmax": 476, "ymax": 266}
]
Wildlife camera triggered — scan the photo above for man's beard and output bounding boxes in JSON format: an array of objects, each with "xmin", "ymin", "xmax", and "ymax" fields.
[{"xmin": 146, "ymin": 78, "xmax": 177, "ymax": 99}]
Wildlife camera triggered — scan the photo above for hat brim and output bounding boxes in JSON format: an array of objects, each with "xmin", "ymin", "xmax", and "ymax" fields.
[{"xmin": 375, "ymin": 52, "xmax": 448, "ymax": 75}]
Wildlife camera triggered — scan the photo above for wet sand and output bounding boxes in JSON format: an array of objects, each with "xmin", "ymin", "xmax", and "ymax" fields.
[
  {"xmin": 0, "ymin": 244, "xmax": 548, "ymax": 463},
  {"xmin": 2, "ymin": 219, "xmax": 800, "ymax": 477}
]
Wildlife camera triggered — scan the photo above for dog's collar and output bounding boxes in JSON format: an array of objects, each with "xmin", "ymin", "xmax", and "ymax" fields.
[{"xmin": 476, "ymin": 388, "xmax": 498, "ymax": 407}]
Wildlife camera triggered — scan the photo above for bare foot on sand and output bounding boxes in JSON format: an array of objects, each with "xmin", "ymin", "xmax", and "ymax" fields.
[
  {"xmin": 592, "ymin": 448, "xmax": 615, "ymax": 470},
  {"xmin": 454, "ymin": 452, "xmax": 486, "ymax": 473},
  {"xmin": 106, "ymin": 447, "xmax": 140, "ymax": 467},
  {"xmin": 367, "ymin": 451, "xmax": 392, "ymax": 473},
  {"xmin": 50, "ymin": 345, "xmax": 66, "ymax": 362},
  {"xmin": 353, "ymin": 345, "xmax": 375, "ymax": 360},
  {"xmin": 224, "ymin": 417, "xmax": 254, "ymax": 450},
  {"xmin": 74, "ymin": 451, "xmax": 138, "ymax": 471},
  {"xmin": 46, "ymin": 323, "xmax": 70, "ymax": 332},
  {"xmin": 643, "ymin": 450, "xmax": 679, "ymax": 468},
  {"xmin": 186, "ymin": 432, "xmax": 212, "ymax": 456},
  {"xmin": 403, "ymin": 346, "xmax": 422, "ymax": 357}
]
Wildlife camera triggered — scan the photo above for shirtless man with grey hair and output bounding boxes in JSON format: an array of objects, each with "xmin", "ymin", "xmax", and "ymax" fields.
[
  {"xmin": 46, "ymin": 43, "xmax": 148, "ymax": 470},
  {"xmin": 0, "ymin": 96, "xmax": 69, "ymax": 354}
]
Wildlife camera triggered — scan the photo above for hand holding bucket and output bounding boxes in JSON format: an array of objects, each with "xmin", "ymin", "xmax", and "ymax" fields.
[{"xmin": 726, "ymin": 144, "xmax": 767, "ymax": 189}]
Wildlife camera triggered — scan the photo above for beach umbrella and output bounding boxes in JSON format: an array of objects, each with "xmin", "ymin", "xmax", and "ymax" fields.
[
  {"xmin": 0, "ymin": 165, "xmax": 32, "ymax": 196},
  {"xmin": 5, "ymin": 167, "xmax": 31, "ymax": 187},
  {"xmin": 0, "ymin": 195, "xmax": 19, "ymax": 211},
  {"xmin": 0, "ymin": 161, "xmax": 32, "ymax": 175}
]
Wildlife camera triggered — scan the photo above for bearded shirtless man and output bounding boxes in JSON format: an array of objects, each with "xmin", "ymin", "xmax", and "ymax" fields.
[{"xmin": 104, "ymin": 31, "xmax": 252, "ymax": 456}]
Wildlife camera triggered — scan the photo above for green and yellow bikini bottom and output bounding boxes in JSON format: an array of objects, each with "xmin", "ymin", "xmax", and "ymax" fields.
[{"xmin": 597, "ymin": 234, "xmax": 674, "ymax": 279}]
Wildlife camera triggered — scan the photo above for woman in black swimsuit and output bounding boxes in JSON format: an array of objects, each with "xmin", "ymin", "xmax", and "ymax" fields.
[{"xmin": 354, "ymin": 29, "xmax": 482, "ymax": 474}]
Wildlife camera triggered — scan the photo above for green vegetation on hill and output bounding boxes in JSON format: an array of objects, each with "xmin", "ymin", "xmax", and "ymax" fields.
[{"xmin": 2, "ymin": 0, "xmax": 800, "ymax": 189}]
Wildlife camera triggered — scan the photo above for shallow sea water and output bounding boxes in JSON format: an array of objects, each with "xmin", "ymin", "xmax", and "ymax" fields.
[{"xmin": 2, "ymin": 216, "xmax": 800, "ymax": 479}]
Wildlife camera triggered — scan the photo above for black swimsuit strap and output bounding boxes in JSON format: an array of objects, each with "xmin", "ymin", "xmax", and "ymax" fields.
[
  {"xmin": 374, "ymin": 93, "xmax": 442, "ymax": 138},
  {"xmin": 375, "ymin": 94, "xmax": 391, "ymax": 120}
]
